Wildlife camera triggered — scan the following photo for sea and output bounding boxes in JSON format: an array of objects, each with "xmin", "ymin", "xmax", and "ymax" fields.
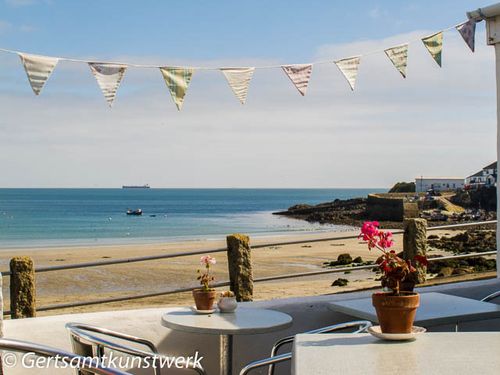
[{"xmin": 0, "ymin": 188, "xmax": 386, "ymax": 248}]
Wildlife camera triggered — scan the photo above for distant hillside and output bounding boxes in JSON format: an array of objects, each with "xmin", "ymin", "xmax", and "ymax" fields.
[{"xmin": 389, "ymin": 182, "xmax": 416, "ymax": 193}]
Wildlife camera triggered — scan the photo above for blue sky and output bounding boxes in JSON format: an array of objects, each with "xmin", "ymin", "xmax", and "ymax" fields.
[
  {"xmin": 0, "ymin": 0, "xmax": 496, "ymax": 188},
  {"xmin": 0, "ymin": 1, "xmax": 488, "ymax": 61}
]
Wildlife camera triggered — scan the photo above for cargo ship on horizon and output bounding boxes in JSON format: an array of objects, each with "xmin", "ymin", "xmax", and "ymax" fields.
[{"xmin": 122, "ymin": 184, "xmax": 150, "ymax": 189}]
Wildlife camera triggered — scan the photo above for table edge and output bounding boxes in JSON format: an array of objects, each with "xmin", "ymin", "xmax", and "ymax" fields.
[{"xmin": 161, "ymin": 308, "xmax": 293, "ymax": 335}]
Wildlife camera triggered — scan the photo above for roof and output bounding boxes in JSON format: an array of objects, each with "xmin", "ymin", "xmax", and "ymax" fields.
[
  {"xmin": 415, "ymin": 177, "xmax": 464, "ymax": 180},
  {"xmin": 483, "ymin": 161, "xmax": 497, "ymax": 170},
  {"xmin": 467, "ymin": 170, "xmax": 483, "ymax": 178}
]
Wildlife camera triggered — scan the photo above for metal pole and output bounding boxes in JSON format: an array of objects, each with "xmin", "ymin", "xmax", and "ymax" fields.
[
  {"xmin": 496, "ymin": 42, "xmax": 500, "ymax": 278},
  {"xmin": 486, "ymin": 16, "xmax": 500, "ymax": 278}
]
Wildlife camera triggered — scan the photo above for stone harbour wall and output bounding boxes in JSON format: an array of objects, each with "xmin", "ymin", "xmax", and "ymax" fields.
[{"xmin": 366, "ymin": 194, "xmax": 419, "ymax": 221}]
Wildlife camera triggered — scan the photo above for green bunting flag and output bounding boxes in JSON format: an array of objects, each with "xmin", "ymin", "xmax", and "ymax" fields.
[
  {"xmin": 160, "ymin": 67, "xmax": 194, "ymax": 111},
  {"xmin": 422, "ymin": 32, "xmax": 443, "ymax": 67}
]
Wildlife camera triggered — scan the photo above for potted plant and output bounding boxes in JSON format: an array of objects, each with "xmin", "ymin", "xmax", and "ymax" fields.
[
  {"xmin": 193, "ymin": 255, "xmax": 217, "ymax": 310},
  {"xmin": 359, "ymin": 221, "xmax": 427, "ymax": 333},
  {"xmin": 218, "ymin": 291, "xmax": 238, "ymax": 313}
]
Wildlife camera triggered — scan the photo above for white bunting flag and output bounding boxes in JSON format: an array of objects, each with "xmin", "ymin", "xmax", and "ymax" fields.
[
  {"xmin": 422, "ymin": 32, "xmax": 443, "ymax": 67},
  {"xmin": 88, "ymin": 63, "xmax": 127, "ymax": 107},
  {"xmin": 334, "ymin": 56, "xmax": 361, "ymax": 90},
  {"xmin": 456, "ymin": 20, "xmax": 476, "ymax": 52},
  {"xmin": 281, "ymin": 64, "xmax": 313, "ymax": 96},
  {"xmin": 384, "ymin": 44, "xmax": 409, "ymax": 78},
  {"xmin": 18, "ymin": 53, "xmax": 59, "ymax": 95},
  {"xmin": 220, "ymin": 67, "xmax": 255, "ymax": 104}
]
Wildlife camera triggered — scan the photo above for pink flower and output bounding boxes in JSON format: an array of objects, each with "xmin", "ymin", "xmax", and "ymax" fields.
[
  {"xmin": 200, "ymin": 255, "xmax": 216, "ymax": 266},
  {"xmin": 377, "ymin": 231, "xmax": 394, "ymax": 249},
  {"xmin": 360, "ymin": 221, "xmax": 380, "ymax": 238},
  {"xmin": 359, "ymin": 221, "xmax": 380, "ymax": 249}
]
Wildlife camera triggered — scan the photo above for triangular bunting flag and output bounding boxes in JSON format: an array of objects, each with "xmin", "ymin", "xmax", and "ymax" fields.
[
  {"xmin": 281, "ymin": 64, "xmax": 313, "ymax": 96},
  {"xmin": 422, "ymin": 32, "xmax": 443, "ymax": 67},
  {"xmin": 18, "ymin": 53, "xmax": 59, "ymax": 95},
  {"xmin": 88, "ymin": 63, "xmax": 127, "ymax": 107},
  {"xmin": 334, "ymin": 56, "xmax": 361, "ymax": 90},
  {"xmin": 220, "ymin": 67, "xmax": 255, "ymax": 104},
  {"xmin": 160, "ymin": 67, "xmax": 194, "ymax": 111},
  {"xmin": 384, "ymin": 44, "xmax": 409, "ymax": 78},
  {"xmin": 456, "ymin": 20, "xmax": 476, "ymax": 52}
]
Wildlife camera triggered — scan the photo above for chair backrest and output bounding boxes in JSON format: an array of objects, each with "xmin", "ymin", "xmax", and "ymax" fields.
[
  {"xmin": 66, "ymin": 323, "xmax": 207, "ymax": 375},
  {"xmin": 481, "ymin": 291, "xmax": 500, "ymax": 303},
  {"xmin": 66, "ymin": 322, "xmax": 158, "ymax": 375},
  {"xmin": 0, "ymin": 337, "xmax": 130, "ymax": 375},
  {"xmin": 66, "ymin": 323, "xmax": 158, "ymax": 355}
]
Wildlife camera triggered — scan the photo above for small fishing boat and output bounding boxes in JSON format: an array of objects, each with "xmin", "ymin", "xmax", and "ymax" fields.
[{"xmin": 126, "ymin": 209, "xmax": 143, "ymax": 216}]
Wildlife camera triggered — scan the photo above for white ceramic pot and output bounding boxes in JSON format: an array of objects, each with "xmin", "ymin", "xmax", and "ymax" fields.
[{"xmin": 218, "ymin": 297, "xmax": 238, "ymax": 313}]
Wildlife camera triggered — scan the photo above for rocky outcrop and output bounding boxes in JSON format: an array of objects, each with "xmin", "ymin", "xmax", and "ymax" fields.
[
  {"xmin": 331, "ymin": 278, "xmax": 349, "ymax": 287},
  {"xmin": 427, "ymin": 230, "xmax": 496, "ymax": 254},
  {"xmin": 274, "ymin": 198, "xmax": 368, "ymax": 227},
  {"xmin": 450, "ymin": 186, "xmax": 496, "ymax": 211}
]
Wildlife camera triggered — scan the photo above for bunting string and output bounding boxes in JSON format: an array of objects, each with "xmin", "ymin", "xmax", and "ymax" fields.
[{"xmin": 0, "ymin": 18, "xmax": 481, "ymax": 108}]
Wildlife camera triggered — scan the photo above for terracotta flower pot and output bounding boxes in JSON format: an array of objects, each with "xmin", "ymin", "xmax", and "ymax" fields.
[
  {"xmin": 193, "ymin": 289, "xmax": 216, "ymax": 310},
  {"xmin": 372, "ymin": 292, "xmax": 420, "ymax": 333}
]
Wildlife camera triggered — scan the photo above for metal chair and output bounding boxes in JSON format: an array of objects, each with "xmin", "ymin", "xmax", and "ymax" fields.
[
  {"xmin": 66, "ymin": 322, "xmax": 206, "ymax": 375},
  {"xmin": 481, "ymin": 291, "xmax": 500, "ymax": 303},
  {"xmin": 0, "ymin": 337, "xmax": 129, "ymax": 375},
  {"xmin": 239, "ymin": 320, "xmax": 372, "ymax": 375}
]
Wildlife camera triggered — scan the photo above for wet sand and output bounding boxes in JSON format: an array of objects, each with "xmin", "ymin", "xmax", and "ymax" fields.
[{"xmin": 0, "ymin": 229, "xmax": 489, "ymax": 316}]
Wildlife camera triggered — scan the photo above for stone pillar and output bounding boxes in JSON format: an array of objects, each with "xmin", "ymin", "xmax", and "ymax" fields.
[
  {"xmin": 10, "ymin": 257, "xmax": 36, "ymax": 319},
  {"xmin": 403, "ymin": 219, "xmax": 427, "ymax": 284},
  {"xmin": 226, "ymin": 234, "xmax": 253, "ymax": 302}
]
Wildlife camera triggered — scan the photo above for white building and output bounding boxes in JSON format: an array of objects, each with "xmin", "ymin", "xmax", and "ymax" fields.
[
  {"xmin": 465, "ymin": 161, "xmax": 497, "ymax": 188},
  {"xmin": 415, "ymin": 177, "xmax": 464, "ymax": 193}
]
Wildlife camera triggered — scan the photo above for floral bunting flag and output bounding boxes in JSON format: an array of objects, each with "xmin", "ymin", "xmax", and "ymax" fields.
[
  {"xmin": 456, "ymin": 20, "xmax": 476, "ymax": 52},
  {"xmin": 334, "ymin": 56, "xmax": 361, "ymax": 90},
  {"xmin": 160, "ymin": 67, "xmax": 194, "ymax": 111},
  {"xmin": 384, "ymin": 44, "xmax": 409, "ymax": 78},
  {"xmin": 18, "ymin": 53, "xmax": 59, "ymax": 95},
  {"xmin": 220, "ymin": 67, "xmax": 255, "ymax": 104},
  {"xmin": 88, "ymin": 63, "xmax": 127, "ymax": 107},
  {"xmin": 422, "ymin": 32, "xmax": 443, "ymax": 67},
  {"xmin": 281, "ymin": 64, "xmax": 313, "ymax": 96}
]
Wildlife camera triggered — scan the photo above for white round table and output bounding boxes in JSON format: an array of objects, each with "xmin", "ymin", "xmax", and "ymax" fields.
[{"xmin": 161, "ymin": 307, "xmax": 293, "ymax": 375}]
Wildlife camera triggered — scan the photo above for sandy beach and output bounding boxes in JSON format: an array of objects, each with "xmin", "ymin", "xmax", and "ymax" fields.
[
  {"xmin": 1, "ymin": 228, "xmax": 493, "ymax": 317},
  {"xmin": 0, "ymin": 230, "xmax": 372, "ymax": 315}
]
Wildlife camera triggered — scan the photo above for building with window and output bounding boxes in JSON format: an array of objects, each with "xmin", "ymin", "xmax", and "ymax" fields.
[
  {"xmin": 465, "ymin": 161, "xmax": 497, "ymax": 188},
  {"xmin": 415, "ymin": 177, "xmax": 464, "ymax": 193}
]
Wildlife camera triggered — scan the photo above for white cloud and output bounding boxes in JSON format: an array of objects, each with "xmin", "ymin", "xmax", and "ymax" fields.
[
  {"xmin": 19, "ymin": 24, "xmax": 36, "ymax": 32},
  {"xmin": 0, "ymin": 27, "xmax": 496, "ymax": 188},
  {"xmin": 368, "ymin": 7, "xmax": 389, "ymax": 19}
]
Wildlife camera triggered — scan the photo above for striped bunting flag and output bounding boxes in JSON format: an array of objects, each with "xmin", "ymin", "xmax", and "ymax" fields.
[
  {"xmin": 384, "ymin": 44, "xmax": 409, "ymax": 78},
  {"xmin": 18, "ymin": 53, "xmax": 59, "ymax": 95},
  {"xmin": 88, "ymin": 63, "xmax": 127, "ymax": 107},
  {"xmin": 422, "ymin": 32, "xmax": 443, "ymax": 67},
  {"xmin": 281, "ymin": 64, "xmax": 313, "ymax": 96},
  {"xmin": 220, "ymin": 67, "xmax": 255, "ymax": 104},
  {"xmin": 334, "ymin": 56, "xmax": 361, "ymax": 90},
  {"xmin": 160, "ymin": 67, "xmax": 194, "ymax": 111},
  {"xmin": 456, "ymin": 20, "xmax": 476, "ymax": 52}
]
